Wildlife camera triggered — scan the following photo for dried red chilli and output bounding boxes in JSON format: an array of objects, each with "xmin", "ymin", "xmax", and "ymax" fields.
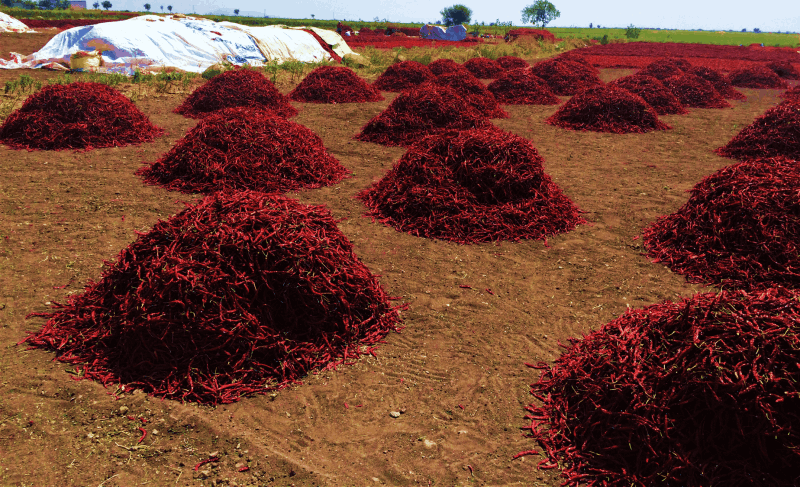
[
  {"xmin": 358, "ymin": 127, "xmax": 585, "ymax": 244},
  {"xmin": 495, "ymin": 56, "xmax": 529, "ymax": 70},
  {"xmin": 194, "ymin": 457, "xmax": 219, "ymax": 471},
  {"xmin": 608, "ymin": 74, "xmax": 688, "ymax": 115},
  {"xmin": 0, "ymin": 82, "xmax": 162, "ymax": 151},
  {"xmin": 782, "ymin": 85, "xmax": 800, "ymax": 102},
  {"xmin": 462, "ymin": 57, "xmax": 506, "ymax": 79},
  {"xmin": 520, "ymin": 287, "xmax": 800, "ymax": 486},
  {"xmin": 137, "ymin": 106, "xmax": 349, "ymax": 195},
  {"xmin": 643, "ymin": 157, "xmax": 800, "ymax": 290},
  {"xmin": 429, "ymin": 72, "xmax": 508, "ymax": 118},
  {"xmin": 555, "ymin": 52, "xmax": 601, "ymax": 76},
  {"xmin": 371, "ymin": 60, "xmax": 435, "ymax": 92},
  {"xmin": 573, "ymin": 42, "xmax": 799, "ymax": 64},
  {"xmin": 529, "ymin": 58, "xmax": 603, "ymax": 96},
  {"xmin": 505, "ymin": 28, "xmax": 555, "ymax": 43},
  {"xmin": 546, "ymin": 85, "xmax": 671, "ymax": 134},
  {"xmin": 428, "ymin": 58, "xmax": 470, "ymax": 77},
  {"xmin": 288, "ymin": 66, "xmax": 383, "ymax": 104},
  {"xmin": 637, "ymin": 57, "xmax": 690, "ymax": 79},
  {"xmin": 715, "ymin": 100, "xmax": 800, "ymax": 161},
  {"xmin": 727, "ymin": 65, "xmax": 789, "ymax": 89},
  {"xmin": 353, "ymin": 84, "xmax": 492, "ymax": 147},
  {"xmin": 174, "ymin": 69, "xmax": 297, "ymax": 119},
  {"xmin": 487, "ymin": 69, "xmax": 560, "ymax": 106},
  {"xmin": 661, "ymin": 73, "xmax": 731, "ymax": 109},
  {"xmin": 300, "ymin": 29, "xmax": 342, "ymax": 62},
  {"xmin": 766, "ymin": 61, "xmax": 800, "ymax": 80},
  {"xmin": 21, "ymin": 191, "xmax": 404, "ymax": 404},
  {"xmin": 137, "ymin": 427, "xmax": 146, "ymax": 443},
  {"xmin": 686, "ymin": 65, "xmax": 747, "ymax": 100}
]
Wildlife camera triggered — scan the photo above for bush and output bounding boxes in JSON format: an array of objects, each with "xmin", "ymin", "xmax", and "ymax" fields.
[
  {"xmin": 600, "ymin": 34, "xmax": 609, "ymax": 45},
  {"xmin": 625, "ymin": 24, "xmax": 641, "ymax": 39}
]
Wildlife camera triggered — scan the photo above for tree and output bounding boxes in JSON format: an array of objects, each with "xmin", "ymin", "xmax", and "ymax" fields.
[
  {"xmin": 234, "ymin": 8, "xmax": 239, "ymax": 15},
  {"xmin": 101, "ymin": 0, "xmax": 111, "ymax": 9},
  {"xmin": 167, "ymin": 4, "xmax": 171, "ymax": 11},
  {"xmin": 753, "ymin": 27, "xmax": 761, "ymax": 33},
  {"xmin": 93, "ymin": 1, "xmax": 99, "ymax": 7},
  {"xmin": 589, "ymin": 22, "xmax": 592, "ymax": 28},
  {"xmin": 440, "ymin": 4, "xmax": 472, "ymax": 27},
  {"xmin": 310, "ymin": 14, "xmax": 314, "ymax": 19},
  {"xmin": 143, "ymin": 2, "xmax": 150, "ymax": 10},
  {"xmin": 625, "ymin": 24, "xmax": 641, "ymax": 39},
  {"xmin": 160, "ymin": 4, "xmax": 163, "ymax": 11},
  {"xmin": 521, "ymin": 0, "xmax": 560, "ymax": 28}
]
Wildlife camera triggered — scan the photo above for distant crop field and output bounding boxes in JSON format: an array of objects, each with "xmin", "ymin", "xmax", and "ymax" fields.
[{"xmin": 549, "ymin": 27, "xmax": 800, "ymax": 47}]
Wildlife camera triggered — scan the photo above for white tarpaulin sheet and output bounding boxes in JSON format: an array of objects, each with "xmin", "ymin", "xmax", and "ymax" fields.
[
  {"xmin": 0, "ymin": 11, "xmax": 34, "ymax": 33},
  {"xmin": 419, "ymin": 24, "xmax": 467, "ymax": 41},
  {"xmin": 0, "ymin": 15, "xmax": 354, "ymax": 73}
]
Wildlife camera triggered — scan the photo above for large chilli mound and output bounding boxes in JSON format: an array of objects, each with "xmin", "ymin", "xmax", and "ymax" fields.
[
  {"xmin": 727, "ymin": 65, "xmax": 789, "ymax": 89},
  {"xmin": 137, "ymin": 107, "xmax": 349, "ymax": 194},
  {"xmin": 288, "ymin": 66, "xmax": 383, "ymax": 103},
  {"xmin": 643, "ymin": 157, "xmax": 800, "ymax": 290},
  {"xmin": 175, "ymin": 69, "xmax": 297, "ymax": 119},
  {"xmin": 495, "ymin": 56, "xmax": 529, "ymax": 70},
  {"xmin": 487, "ymin": 69, "xmax": 561, "ymax": 105},
  {"xmin": 782, "ymin": 85, "xmax": 800, "ymax": 102},
  {"xmin": 766, "ymin": 61, "xmax": 800, "ymax": 80},
  {"xmin": 662, "ymin": 73, "xmax": 731, "ymax": 108},
  {"xmin": 0, "ymin": 82, "xmax": 162, "ymax": 150},
  {"xmin": 353, "ymin": 85, "xmax": 492, "ymax": 147},
  {"xmin": 686, "ymin": 65, "xmax": 746, "ymax": 100},
  {"xmin": 520, "ymin": 287, "xmax": 800, "ymax": 486},
  {"xmin": 637, "ymin": 58, "xmax": 688, "ymax": 80},
  {"xmin": 21, "ymin": 192, "xmax": 403, "ymax": 404},
  {"xmin": 715, "ymin": 101, "xmax": 800, "ymax": 160},
  {"xmin": 358, "ymin": 128, "xmax": 585, "ymax": 244},
  {"xmin": 372, "ymin": 60, "xmax": 435, "ymax": 91},
  {"xmin": 430, "ymin": 72, "xmax": 508, "ymax": 118},
  {"xmin": 428, "ymin": 58, "xmax": 469, "ymax": 76},
  {"xmin": 609, "ymin": 74, "xmax": 687, "ymax": 115},
  {"xmin": 546, "ymin": 85, "xmax": 671, "ymax": 133},
  {"xmin": 462, "ymin": 57, "xmax": 506, "ymax": 79},
  {"xmin": 530, "ymin": 58, "xmax": 603, "ymax": 96}
]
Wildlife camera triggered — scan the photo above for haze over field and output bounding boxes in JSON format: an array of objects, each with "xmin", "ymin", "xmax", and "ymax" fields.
[{"xmin": 98, "ymin": 0, "xmax": 798, "ymax": 32}]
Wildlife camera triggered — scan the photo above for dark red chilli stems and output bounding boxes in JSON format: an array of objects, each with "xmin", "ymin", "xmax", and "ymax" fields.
[
  {"xmin": 715, "ymin": 100, "xmax": 800, "ymax": 161},
  {"xmin": 608, "ymin": 74, "xmax": 688, "ymax": 115},
  {"xmin": 174, "ymin": 69, "xmax": 297, "ymax": 119},
  {"xmin": 288, "ymin": 66, "xmax": 383, "ymax": 103},
  {"xmin": 546, "ymin": 85, "xmax": 671, "ymax": 134},
  {"xmin": 520, "ymin": 287, "xmax": 800, "ymax": 486},
  {"xmin": 20, "ymin": 191, "xmax": 404, "ymax": 405},
  {"xmin": 0, "ymin": 82, "xmax": 162, "ymax": 151},
  {"xmin": 137, "ymin": 106, "xmax": 349, "ymax": 195},
  {"xmin": 643, "ymin": 157, "xmax": 800, "ymax": 290},
  {"xmin": 358, "ymin": 127, "xmax": 585, "ymax": 244},
  {"xmin": 371, "ymin": 60, "xmax": 435, "ymax": 92}
]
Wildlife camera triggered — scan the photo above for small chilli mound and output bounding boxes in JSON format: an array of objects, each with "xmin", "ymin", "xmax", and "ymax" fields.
[
  {"xmin": 530, "ymin": 58, "xmax": 603, "ymax": 96},
  {"xmin": 175, "ymin": 69, "xmax": 297, "ymax": 119},
  {"xmin": 662, "ymin": 73, "xmax": 731, "ymax": 108},
  {"xmin": 520, "ymin": 287, "xmax": 800, "ymax": 486},
  {"xmin": 687, "ymin": 65, "xmax": 746, "ymax": 100},
  {"xmin": 463, "ymin": 57, "xmax": 506, "ymax": 79},
  {"xmin": 372, "ymin": 60, "xmax": 435, "ymax": 91},
  {"xmin": 637, "ymin": 58, "xmax": 688, "ymax": 80},
  {"xmin": 495, "ymin": 56, "xmax": 529, "ymax": 70},
  {"xmin": 766, "ymin": 61, "xmax": 800, "ymax": 80},
  {"xmin": 357, "ymin": 128, "xmax": 585, "ymax": 244},
  {"xmin": 0, "ymin": 82, "xmax": 162, "ymax": 150},
  {"xmin": 715, "ymin": 101, "xmax": 800, "ymax": 160},
  {"xmin": 21, "ymin": 191, "xmax": 404, "ymax": 405},
  {"xmin": 546, "ymin": 85, "xmax": 670, "ymax": 134},
  {"xmin": 431, "ymin": 72, "xmax": 508, "ymax": 118},
  {"xmin": 609, "ymin": 74, "xmax": 687, "ymax": 115},
  {"xmin": 782, "ymin": 85, "xmax": 800, "ymax": 102},
  {"xmin": 288, "ymin": 66, "xmax": 383, "ymax": 103},
  {"xmin": 487, "ymin": 69, "xmax": 560, "ymax": 105},
  {"xmin": 137, "ymin": 107, "xmax": 349, "ymax": 195},
  {"xmin": 428, "ymin": 58, "xmax": 469, "ymax": 76},
  {"xmin": 728, "ymin": 65, "xmax": 789, "ymax": 89},
  {"xmin": 643, "ymin": 157, "xmax": 800, "ymax": 290},
  {"xmin": 353, "ymin": 84, "xmax": 492, "ymax": 147}
]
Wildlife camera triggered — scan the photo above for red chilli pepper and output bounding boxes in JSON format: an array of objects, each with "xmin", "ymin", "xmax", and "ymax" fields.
[{"xmin": 194, "ymin": 457, "xmax": 219, "ymax": 471}]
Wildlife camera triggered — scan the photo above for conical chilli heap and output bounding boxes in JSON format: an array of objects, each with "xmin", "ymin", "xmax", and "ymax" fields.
[
  {"xmin": 353, "ymin": 84, "xmax": 492, "ymax": 147},
  {"xmin": 609, "ymin": 74, "xmax": 688, "ymax": 115},
  {"xmin": 174, "ymin": 69, "xmax": 298, "ymax": 119},
  {"xmin": 495, "ymin": 56, "xmax": 529, "ymax": 70},
  {"xmin": 766, "ymin": 61, "xmax": 800, "ymax": 80},
  {"xmin": 715, "ymin": 101, "xmax": 800, "ymax": 160},
  {"xmin": 22, "ymin": 191, "xmax": 404, "ymax": 404},
  {"xmin": 288, "ymin": 66, "xmax": 383, "ymax": 103},
  {"xmin": 372, "ymin": 60, "xmax": 435, "ymax": 92},
  {"xmin": 519, "ymin": 287, "xmax": 800, "ymax": 486},
  {"xmin": 643, "ymin": 157, "xmax": 800, "ymax": 290},
  {"xmin": 637, "ymin": 58, "xmax": 689, "ymax": 80},
  {"xmin": 358, "ymin": 128, "xmax": 586, "ymax": 244},
  {"xmin": 0, "ymin": 82, "xmax": 162, "ymax": 150},
  {"xmin": 463, "ymin": 57, "xmax": 506, "ymax": 79},
  {"xmin": 137, "ymin": 107, "xmax": 350, "ymax": 195},
  {"xmin": 529, "ymin": 58, "xmax": 603, "ymax": 96},
  {"xmin": 546, "ymin": 85, "xmax": 671, "ymax": 134},
  {"xmin": 487, "ymin": 69, "xmax": 560, "ymax": 105},
  {"xmin": 430, "ymin": 72, "xmax": 508, "ymax": 118},
  {"xmin": 661, "ymin": 73, "xmax": 731, "ymax": 108},
  {"xmin": 428, "ymin": 58, "xmax": 469, "ymax": 76},
  {"xmin": 728, "ymin": 65, "xmax": 789, "ymax": 89},
  {"xmin": 687, "ymin": 65, "xmax": 746, "ymax": 100}
]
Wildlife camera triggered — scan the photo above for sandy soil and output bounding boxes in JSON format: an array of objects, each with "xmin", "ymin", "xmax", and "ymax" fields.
[{"xmin": 0, "ymin": 32, "xmax": 797, "ymax": 486}]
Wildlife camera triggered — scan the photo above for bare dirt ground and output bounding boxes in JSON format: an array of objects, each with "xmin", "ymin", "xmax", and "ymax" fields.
[{"xmin": 0, "ymin": 32, "xmax": 796, "ymax": 486}]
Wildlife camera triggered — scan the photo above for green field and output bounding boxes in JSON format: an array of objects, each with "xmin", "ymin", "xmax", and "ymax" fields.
[{"xmin": 548, "ymin": 27, "xmax": 800, "ymax": 47}]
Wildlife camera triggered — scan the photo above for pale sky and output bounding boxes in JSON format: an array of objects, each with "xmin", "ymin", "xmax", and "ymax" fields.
[{"xmin": 109, "ymin": 0, "xmax": 799, "ymax": 33}]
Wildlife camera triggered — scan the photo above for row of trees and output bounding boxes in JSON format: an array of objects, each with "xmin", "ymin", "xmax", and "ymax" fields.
[
  {"xmin": 141, "ymin": 3, "xmax": 173, "ymax": 11},
  {"xmin": 440, "ymin": 0, "xmax": 561, "ymax": 27}
]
